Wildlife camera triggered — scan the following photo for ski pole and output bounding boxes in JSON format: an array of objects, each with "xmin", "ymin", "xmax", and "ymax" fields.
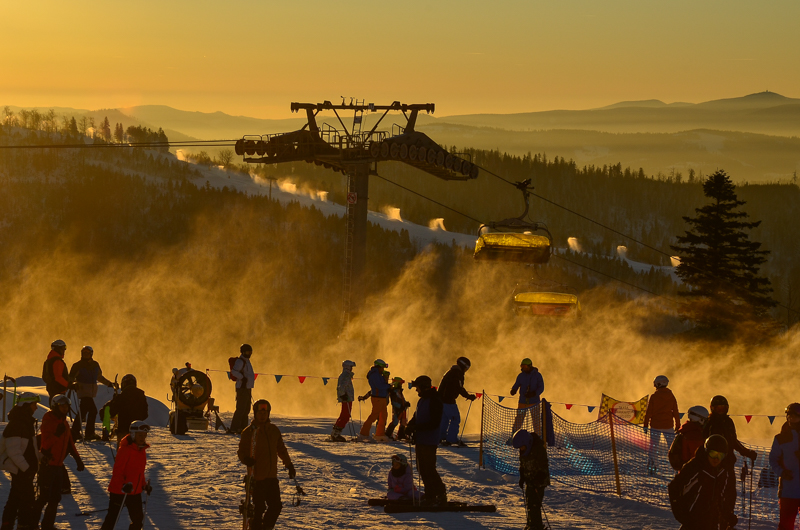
[
  {"xmin": 408, "ymin": 440, "xmax": 418, "ymax": 506},
  {"xmin": 748, "ymin": 456, "xmax": 754, "ymax": 530},
  {"xmin": 739, "ymin": 462, "xmax": 747, "ymax": 514},
  {"xmin": 143, "ymin": 480, "xmax": 151, "ymax": 528},
  {"xmin": 111, "ymin": 491, "xmax": 130, "ymax": 528},
  {"xmin": 347, "ymin": 402, "xmax": 356, "ymax": 439},
  {"xmin": 75, "ymin": 507, "xmax": 109, "ymax": 516},
  {"xmin": 292, "ymin": 477, "xmax": 307, "ymax": 506},
  {"xmin": 541, "ymin": 496, "xmax": 552, "ymax": 530},
  {"xmin": 459, "ymin": 400, "xmax": 473, "ymax": 444}
]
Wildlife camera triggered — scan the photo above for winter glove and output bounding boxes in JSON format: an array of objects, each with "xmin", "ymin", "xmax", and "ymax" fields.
[
  {"xmin": 404, "ymin": 401, "xmax": 411, "ymax": 409},
  {"xmin": 745, "ymin": 448, "xmax": 757, "ymax": 461},
  {"xmin": 144, "ymin": 480, "xmax": 153, "ymax": 495},
  {"xmin": 55, "ymin": 423, "xmax": 66, "ymax": 437},
  {"xmin": 467, "ymin": 394, "xmax": 477, "ymax": 401},
  {"xmin": 286, "ymin": 463, "xmax": 296, "ymax": 479},
  {"xmin": 405, "ymin": 424, "xmax": 416, "ymax": 437},
  {"xmin": 122, "ymin": 482, "xmax": 133, "ymax": 494},
  {"xmin": 241, "ymin": 456, "xmax": 256, "ymax": 467},
  {"xmin": 40, "ymin": 448, "xmax": 52, "ymax": 461},
  {"xmin": 76, "ymin": 458, "xmax": 85, "ymax": 472},
  {"xmin": 642, "ymin": 426, "xmax": 649, "ymax": 435},
  {"xmin": 782, "ymin": 469, "xmax": 794, "ymax": 481},
  {"xmin": 510, "ymin": 388, "xmax": 517, "ymax": 396},
  {"xmin": 69, "ymin": 382, "xmax": 79, "ymax": 391},
  {"xmin": 358, "ymin": 395, "xmax": 367, "ymax": 402}
]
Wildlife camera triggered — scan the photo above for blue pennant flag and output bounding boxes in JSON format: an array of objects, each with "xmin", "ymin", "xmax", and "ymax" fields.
[
  {"xmin": 679, "ymin": 413, "xmax": 685, "ymax": 419},
  {"xmin": 275, "ymin": 375, "xmax": 283, "ymax": 383},
  {"xmin": 408, "ymin": 383, "xmax": 413, "ymax": 390},
  {"xmin": 587, "ymin": 406, "xmax": 595, "ymax": 413},
  {"xmin": 768, "ymin": 416, "xmax": 776, "ymax": 425},
  {"xmin": 322, "ymin": 378, "xmax": 329, "ymax": 386},
  {"xmin": 498, "ymin": 396, "xmax": 505, "ymax": 403}
]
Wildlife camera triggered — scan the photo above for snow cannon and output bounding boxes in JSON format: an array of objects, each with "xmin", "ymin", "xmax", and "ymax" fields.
[{"xmin": 169, "ymin": 364, "xmax": 214, "ymax": 434}]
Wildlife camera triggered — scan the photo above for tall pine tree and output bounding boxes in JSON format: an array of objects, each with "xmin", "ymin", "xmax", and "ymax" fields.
[{"xmin": 670, "ymin": 170, "xmax": 776, "ymax": 335}]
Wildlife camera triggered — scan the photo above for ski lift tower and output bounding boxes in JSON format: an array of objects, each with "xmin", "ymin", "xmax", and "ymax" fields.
[{"xmin": 235, "ymin": 100, "xmax": 479, "ymax": 329}]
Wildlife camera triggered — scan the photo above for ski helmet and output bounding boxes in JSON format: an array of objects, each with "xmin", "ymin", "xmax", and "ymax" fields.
[
  {"xmin": 121, "ymin": 374, "xmax": 137, "ymax": 389},
  {"xmin": 704, "ymin": 434, "xmax": 728, "ymax": 454},
  {"xmin": 373, "ymin": 359, "xmax": 388, "ymax": 368},
  {"xmin": 785, "ymin": 403, "xmax": 800, "ymax": 416},
  {"xmin": 653, "ymin": 375, "xmax": 669, "ymax": 389},
  {"xmin": 52, "ymin": 394, "xmax": 71, "ymax": 407},
  {"xmin": 520, "ymin": 358, "xmax": 533, "ymax": 366},
  {"xmin": 511, "ymin": 429, "xmax": 534, "ymax": 456},
  {"xmin": 240, "ymin": 343, "xmax": 253, "ymax": 355},
  {"xmin": 392, "ymin": 377, "xmax": 405, "ymax": 386},
  {"xmin": 710, "ymin": 395, "xmax": 729, "ymax": 411},
  {"xmin": 129, "ymin": 421, "xmax": 150, "ymax": 435},
  {"xmin": 81, "ymin": 345, "xmax": 94, "ymax": 355},
  {"xmin": 51, "ymin": 339, "xmax": 66, "ymax": 349},
  {"xmin": 16, "ymin": 392, "xmax": 40, "ymax": 406},
  {"xmin": 253, "ymin": 399, "xmax": 271, "ymax": 414},
  {"xmin": 456, "ymin": 357, "xmax": 471, "ymax": 371},
  {"xmin": 687, "ymin": 405, "xmax": 709, "ymax": 424},
  {"xmin": 411, "ymin": 375, "xmax": 432, "ymax": 390},
  {"xmin": 381, "ymin": 370, "xmax": 391, "ymax": 378},
  {"xmin": 391, "ymin": 454, "xmax": 408, "ymax": 466},
  {"xmin": 342, "ymin": 360, "xmax": 356, "ymax": 369}
]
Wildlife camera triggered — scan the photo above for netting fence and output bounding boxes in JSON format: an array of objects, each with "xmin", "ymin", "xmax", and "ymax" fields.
[{"xmin": 480, "ymin": 395, "xmax": 779, "ymax": 523}]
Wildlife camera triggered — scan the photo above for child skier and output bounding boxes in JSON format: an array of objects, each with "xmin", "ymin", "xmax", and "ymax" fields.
[
  {"xmin": 386, "ymin": 377, "xmax": 410, "ymax": 441},
  {"xmin": 668, "ymin": 405, "xmax": 709, "ymax": 471},
  {"xmin": 512, "ymin": 429, "xmax": 550, "ymax": 530},
  {"xmin": 100, "ymin": 421, "xmax": 151, "ymax": 530},
  {"xmin": 387, "ymin": 454, "xmax": 420, "ymax": 501},
  {"xmin": 330, "ymin": 360, "xmax": 356, "ymax": 442}
]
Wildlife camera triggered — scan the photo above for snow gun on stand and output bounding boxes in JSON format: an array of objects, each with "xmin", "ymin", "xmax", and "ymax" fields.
[{"xmin": 169, "ymin": 363, "xmax": 218, "ymax": 435}]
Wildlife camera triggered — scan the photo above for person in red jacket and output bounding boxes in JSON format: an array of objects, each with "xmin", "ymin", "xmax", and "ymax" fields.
[
  {"xmin": 35, "ymin": 394, "xmax": 84, "ymax": 530},
  {"xmin": 668, "ymin": 405, "xmax": 709, "ymax": 471},
  {"xmin": 642, "ymin": 375, "xmax": 680, "ymax": 475},
  {"xmin": 101, "ymin": 421, "xmax": 151, "ymax": 530},
  {"xmin": 41, "ymin": 340, "xmax": 72, "ymax": 405}
]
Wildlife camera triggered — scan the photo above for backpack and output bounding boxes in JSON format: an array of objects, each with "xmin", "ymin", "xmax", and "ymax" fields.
[
  {"xmin": 42, "ymin": 358, "xmax": 56, "ymax": 386},
  {"xmin": 228, "ymin": 357, "xmax": 239, "ymax": 381}
]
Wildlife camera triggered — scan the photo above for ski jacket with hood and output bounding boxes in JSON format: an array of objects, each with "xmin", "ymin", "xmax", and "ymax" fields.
[
  {"xmin": 668, "ymin": 420, "xmax": 705, "ymax": 471},
  {"xmin": 643, "ymin": 387, "xmax": 680, "ymax": 430},
  {"xmin": 769, "ymin": 421, "xmax": 800, "ymax": 499},
  {"xmin": 387, "ymin": 465, "xmax": 416, "ymax": 500},
  {"xmin": 511, "ymin": 368, "xmax": 545, "ymax": 405},
  {"xmin": 42, "ymin": 349, "xmax": 70, "ymax": 393},
  {"xmin": 108, "ymin": 434, "xmax": 148, "ymax": 495},
  {"xmin": 407, "ymin": 387, "xmax": 443, "ymax": 446},
  {"xmin": 438, "ymin": 365, "xmax": 470, "ymax": 405},
  {"xmin": 703, "ymin": 413, "xmax": 755, "ymax": 467},
  {"xmin": 238, "ymin": 420, "xmax": 293, "ymax": 481},
  {"xmin": 0, "ymin": 405, "xmax": 40, "ymax": 474},
  {"xmin": 337, "ymin": 369, "xmax": 354, "ymax": 403},
  {"xmin": 388, "ymin": 386, "xmax": 409, "ymax": 412},
  {"xmin": 367, "ymin": 366, "xmax": 390, "ymax": 398},
  {"xmin": 668, "ymin": 447, "xmax": 736, "ymax": 530},
  {"xmin": 231, "ymin": 355, "xmax": 255, "ymax": 390},
  {"xmin": 109, "ymin": 386, "xmax": 149, "ymax": 435},
  {"xmin": 69, "ymin": 358, "xmax": 112, "ymax": 398},
  {"xmin": 40, "ymin": 410, "xmax": 79, "ymax": 467}
]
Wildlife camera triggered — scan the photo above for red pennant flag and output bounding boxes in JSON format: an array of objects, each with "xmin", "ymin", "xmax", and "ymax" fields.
[
  {"xmin": 253, "ymin": 374, "xmax": 258, "ymax": 381},
  {"xmin": 298, "ymin": 376, "xmax": 306, "ymax": 384},
  {"xmin": 476, "ymin": 393, "xmax": 483, "ymax": 399},
  {"xmin": 566, "ymin": 404, "xmax": 573, "ymax": 410},
  {"xmin": 745, "ymin": 415, "xmax": 752, "ymax": 423}
]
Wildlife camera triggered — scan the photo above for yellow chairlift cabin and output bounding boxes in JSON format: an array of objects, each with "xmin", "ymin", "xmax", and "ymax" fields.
[
  {"xmin": 511, "ymin": 279, "xmax": 581, "ymax": 318},
  {"xmin": 473, "ymin": 179, "xmax": 552, "ymax": 264}
]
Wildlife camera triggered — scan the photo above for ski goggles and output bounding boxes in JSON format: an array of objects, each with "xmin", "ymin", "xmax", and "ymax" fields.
[
  {"xmin": 255, "ymin": 403, "xmax": 271, "ymax": 412},
  {"xmin": 707, "ymin": 450, "xmax": 726, "ymax": 460}
]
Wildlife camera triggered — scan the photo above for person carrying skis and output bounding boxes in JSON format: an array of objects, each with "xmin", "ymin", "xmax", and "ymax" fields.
[
  {"xmin": 438, "ymin": 357, "xmax": 476, "ymax": 447},
  {"xmin": 358, "ymin": 359, "xmax": 391, "ymax": 443},
  {"xmin": 330, "ymin": 360, "xmax": 356, "ymax": 442},
  {"xmin": 643, "ymin": 375, "xmax": 681, "ymax": 474},
  {"xmin": 386, "ymin": 377, "xmax": 410, "ymax": 441},
  {"xmin": 238, "ymin": 400, "xmax": 295, "ymax": 530},
  {"xmin": 387, "ymin": 454, "xmax": 419, "ymax": 501},
  {"xmin": 108, "ymin": 374, "xmax": 148, "ymax": 446},
  {"xmin": 1, "ymin": 393, "xmax": 42, "ymax": 530},
  {"xmin": 68, "ymin": 345, "xmax": 115, "ymax": 441},
  {"xmin": 35, "ymin": 394, "xmax": 85, "ymax": 530},
  {"xmin": 702, "ymin": 395, "xmax": 757, "ymax": 471},
  {"xmin": 100, "ymin": 421, "xmax": 151, "ymax": 530},
  {"xmin": 230, "ymin": 343, "xmax": 255, "ymax": 434},
  {"xmin": 769, "ymin": 402, "xmax": 800, "ymax": 530},
  {"xmin": 668, "ymin": 434, "xmax": 737, "ymax": 530},
  {"xmin": 405, "ymin": 375, "xmax": 446, "ymax": 506},
  {"xmin": 510, "ymin": 358, "xmax": 544, "ymax": 433},
  {"xmin": 668, "ymin": 405, "xmax": 709, "ymax": 471},
  {"xmin": 41, "ymin": 340, "xmax": 71, "ymax": 405},
  {"xmin": 512, "ymin": 428, "xmax": 550, "ymax": 530}
]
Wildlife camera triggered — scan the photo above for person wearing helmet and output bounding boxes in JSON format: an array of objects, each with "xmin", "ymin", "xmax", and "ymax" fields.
[
  {"xmin": 668, "ymin": 405, "xmax": 709, "ymax": 471},
  {"xmin": 35, "ymin": 394, "xmax": 85, "ymax": 530},
  {"xmin": 405, "ymin": 375, "xmax": 446, "ymax": 506},
  {"xmin": 386, "ymin": 377, "xmax": 411, "ymax": 441},
  {"xmin": 437, "ymin": 357, "xmax": 476, "ymax": 447},
  {"xmin": 238, "ymin": 400, "xmax": 295, "ymax": 530},
  {"xmin": 230, "ymin": 344, "xmax": 256, "ymax": 434},
  {"xmin": 1, "ymin": 393, "xmax": 41, "ymax": 530},
  {"xmin": 100, "ymin": 421, "xmax": 151, "ymax": 530},
  {"xmin": 702, "ymin": 395, "xmax": 757, "ymax": 470},
  {"xmin": 358, "ymin": 360, "xmax": 392, "ymax": 443},
  {"xmin": 668, "ymin": 434, "xmax": 737, "ymax": 530},
  {"xmin": 330, "ymin": 360, "xmax": 356, "ymax": 442},
  {"xmin": 68, "ymin": 345, "xmax": 115, "ymax": 441},
  {"xmin": 387, "ymin": 453, "xmax": 419, "ymax": 502},
  {"xmin": 642, "ymin": 375, "xmax": 680, "ymax": 475},
  {"xmin": 769, "ymin": 402, "xmax": 800, "ymax": 530},
  {"xmin": 41, "ymin": 340, "xmax": 72, "ymax": 405},
  {"xmin": 510, "ymin": 358, "xmax": 545, "ymax": 434},
  {"xmin": 512, "ymin": 429, "xmax": 550, "ymax": 530},
  {"xmin": 108, "ymin": 374, "xmax": 148, "ymax": 446}
]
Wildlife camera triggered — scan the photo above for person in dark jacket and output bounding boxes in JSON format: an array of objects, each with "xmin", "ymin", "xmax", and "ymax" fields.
[
  {"xmin": 69, "ymin": 345, "xmax": 115, "ymax": 441},
  {"xmin": 769, "ymin": 402, "xmax": 800, "ymax": 530},
  {"xmin": 405, "ymin": 375, "xmax": 446, "ymax": 505},
  {"xmin": 108, "ymin": 374, "xmax": 148, "ymax": 446},
  {"xmin": 229, "ymin": 343, "xmax": 255, "ymax": 434},
  {"xmin": 512, "ymin": 428, "xmax": 550, "ymax": 530},
  {"xmin": 669, "ymin": 405, "xmax": 709, "ymax": 471},
  {"xmin": 668, "ymin": 435, "xmax": 737, "ymax": 530},
  {"xmin": 510, "ymin": 358, "xmax": 545, "ymax": 434},
  {"xmin": 437, "ymin": 357, "xmax": 476, "ymax": 447},
  {"xmin": 385, "ymin": 377, "xmax": 410, "ymax": 441},
  {"xmin": 100, "ymin": 421, "xmax": 151, "ymax": 530},
  {"xmin": 2, "ymin": 393, "xmax": 41, "ymax": 530},
  {"xmin": 702, "ymin": 395, "xmax": 757, "ymax": 470},
  {"xmin": 41, "ymin": 340, "xmax": 71, "ymax": 404}
]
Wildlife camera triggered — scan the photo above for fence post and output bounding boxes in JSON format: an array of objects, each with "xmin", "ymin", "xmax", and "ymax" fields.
[
  {"xmin": 608, "ymin": 412, "xmax": 622, "ymax": 496},
  {"xmin": 2, "ymin": 375, "xmax": 6, "ymax": 422},
  {"xmin": 540, "ymin": 398, "xmax": 547, "ymax": 443},
  {"xmin": 479, "ymin": 389, "xmax": 484, "ymax": 469}
]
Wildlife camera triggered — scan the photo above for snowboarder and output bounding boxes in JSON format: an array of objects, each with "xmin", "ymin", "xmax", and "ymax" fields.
[
  {"xmin": 769, "ymin": 402, "xmax": 800, "ymax": 530},
  {"xmin": 643, "ymin": 375, "xmax": 680, "ymax": 474},
  {"xmin": 358, "ymin": 359, "xmax": 391, "ymax": 443},
  {"xmin": 437, "ymin": 357, "xmax": 476, "ymax": 447},
  {"xmin": 668, "ymin": 434, "xmax": 738, "ymax": 530},
  {"xmin": 386, "ymin": 377, "xmax": 410, "ymax": 441},
  {"xmin": 35, "ymin": 394, "xmax": 85, "ymax": 530},
  {"xmin": 108, "ymin": 374, "xmax": 148, "ymax": 446},
  {"xmin": 668, "ymin": 405, "xmax": 709, "ymax": 471},
  {"xmin": 405, "ymin": 375, "xmax": 446, "ymax": 505},
  {"xmin": 512, "ymin": 428, "xmax": 550, "ymax": 530},
  {"xmin": 41, "ymin": 339, "xmax": 71, "ymax": 405},
  {"xmin": 330, "ymin": 360, "xmax": 356, "ymax": 442},
  {"xmin": 1, "ymin": 393, "xmax": 42, "ymax": 530},
  {"xmin": 387, "ymin": 454, "xmax": 419, "ymax": 501},
  {"xmin": 100, "ymin": 421, "xmax": 151, "ymax": 530},
  {"xmin": 510, "ymin": 358, "xmax": 545, "ymax": 434},
  {"xmin": 230, "ymin": 343, "xmax": 255, "ymax": 434},
  {"xmin": 702, "ymin": 395, "xmax": 757, "ymax": 470},
  {"xmin": 68, "ymin": 345, "xmax": 115, "ymax": 441},
  {"xmin": 238, "ymin": 400, "xmax": 296, "ymax": 530}
]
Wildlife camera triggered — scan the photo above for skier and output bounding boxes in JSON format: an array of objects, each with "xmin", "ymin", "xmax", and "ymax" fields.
[
  {"xmin": 238, "ymin": 400, "xmax": 296, "ymax": 530},
  {"xmin": 358, "ymin": 359, "xmax": 391, "ymax": 443},
  {"xmin": 668, "ymin": 405, "xmax": 709, "ymax": 471},
  {"xmin": 405, "ymin": 375, "xmax": 446, "ymax": 506},
  {"xmin": 35, "ymin": 394, "xmax": 85, "ymax": 530},
  {"xmin": 1, "ymin": 393, "xmax": 42, "ymax": 530},
  {"xmin": 386, "ymin": 377, "xmax": 410, "ymax": 441},
  {"xmin": 437, "ymin": 357, "xmax": 476, "ymax": 447},
  {"xmin": 668, "ymin": 434, "xmax": 738, "ymax": 530},
  {"xmin": 387, "ymin": 454, "xmax": 419, "ymax": 501},
  {"xmin": 702, "ymin": 395, "xmax": 757, "ymax": 470},
  {"xmin": 330, "ymin": 360, "xmax": 356, "ymax": 442},
  {"xmin": 230, "ymin": 343, "xmax": 255, "ymax": 434},
  {"xmin": 41, "ymin": 339, "xmax": 71, "ymax": 405},
  {"xmin": 642, "ymin": 375, "xmax": 680, "ymax": 474},
  {"xmin": 512, "ymin": 428, "xmax": 550, "ymax": 530},
  {"xmin": 68, "ymin": 345, "xmax": 115, "ymax": 441},
  {"xmin": 100, "ymin": 421, "xmax": 151, "ymax": 530},
  {"xmin": 769, "ymin": 402, "xmax": 800, "ymax": 530},
  {"xmin": 108, "ymin": 374, "xmax": 149, "ymax": 446},
  {"xmin": 510, "ymin": 358, "xmax": 545, "ymax": 434}
]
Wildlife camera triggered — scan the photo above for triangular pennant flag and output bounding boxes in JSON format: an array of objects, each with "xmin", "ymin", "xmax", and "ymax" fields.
[
  {"xmin": 498, "ymin": 396, "xmax": 505, "ymax": 403},
  {"xmin": 275, "ymin": 375, "xmax": 283, "ymax": 383},
  {"xmin": 476, "ymin": 393, "xmax": 483, "ymax": 399},
  {"xmin": 587, "ymin": 406, "xmax": 595, "ymax": 413},
  {"xmin": 322, "ymin": 378, "xmax": 329, "ymax": 386},
  {"xmin": 679, "ymin": 413, "xmax": 685, "ymax": 419},
  {"xmin": 408, "ymin": 383, "xmax": 413, "ymax": 390},
  {"xmin": 253, "ymin": 374, "xmax": 258, "ymax": 381},
  {"xmin": 745, "ymin": 415, "xmax": 752, "ymax": 423},
  {"xmin": 298, "ymin": 376, "xmax": 306, "ymax": 384},
  {"xmin": 768, "ymin": 416, "xmax": 776, "ymax": 424},
  {"xmin": 565, "ymin": 404, "xmax": 573, "ymax": 410},
  {"xmin": 226, "ymin": 371, "xmax": 231, "ymax": 380}
]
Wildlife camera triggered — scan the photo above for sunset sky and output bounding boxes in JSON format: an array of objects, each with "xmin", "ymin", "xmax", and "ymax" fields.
[{"xmin": 2, "ymin": 1, "xmax": 798, "ymax": 118}]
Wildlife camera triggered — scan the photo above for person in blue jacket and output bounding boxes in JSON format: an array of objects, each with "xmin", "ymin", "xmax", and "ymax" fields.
[
  {"xmin": 510, "ymin": 358, "xmax": 544, "ymax": 433},
  {"xmin": 358, "ymin": 359, "xmax": 391, "ymax": 442},
  {"xmin": 769, "ymin": 402, "xmax": 800, "ymax": 530},
  {"xmin": 405, "ymin": 375, "xmax": 446, "ymax": 506}
]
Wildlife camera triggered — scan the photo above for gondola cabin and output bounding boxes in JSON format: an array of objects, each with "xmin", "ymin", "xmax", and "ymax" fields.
[
  {"xmin": 473, "ymin": 231, "xmax": 551, "ymax": 264},
  {"xmin": 513, "ymin": 291, "xmax": 581, "ymax": 317}
]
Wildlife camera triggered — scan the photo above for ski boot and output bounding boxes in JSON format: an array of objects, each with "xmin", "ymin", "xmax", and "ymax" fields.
[
  {"xmin": 396, "ymin": 425, "xmax": 406, "ymax": 441},
  {"xmin": 330, "ymin": 426, "xmax": 346, "ymax": 442},
  {"xmin": 373, "ymin": 435, "xmax": 390, "ymax": 443}
]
